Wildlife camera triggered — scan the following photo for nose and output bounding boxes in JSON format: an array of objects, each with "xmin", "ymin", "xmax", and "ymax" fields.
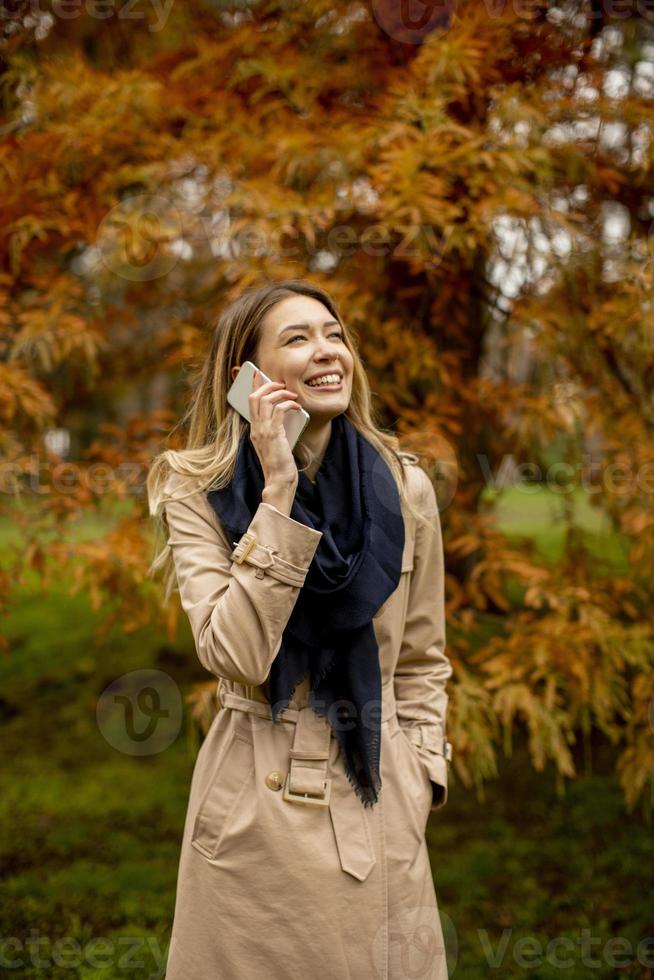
[
  {"xmin": 313, "ymin": 358, "xmax": 341, "ymax": 375},
  {"xmin": 314, "ymin": 346, "xmax": 341, "ymax": 365}
]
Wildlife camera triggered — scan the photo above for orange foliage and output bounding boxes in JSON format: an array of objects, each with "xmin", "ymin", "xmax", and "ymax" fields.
[{"xmin": 1, "ymin": 0, "xmax": 653, "ymax": 815}]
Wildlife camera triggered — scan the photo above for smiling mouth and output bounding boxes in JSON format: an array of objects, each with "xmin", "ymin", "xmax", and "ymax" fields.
[
  {"xmin": 304, "ymin": 381, "xmax": 343, "ymax": 389},
  {"xmin": 303, "ymin": 374, "xmax": 344, "ymax": 390}
]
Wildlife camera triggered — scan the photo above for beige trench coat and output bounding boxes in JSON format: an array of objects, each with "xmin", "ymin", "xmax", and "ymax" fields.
[{"xmin": 161, "ymin": 453, "xmax": 453, "ymax": 980}]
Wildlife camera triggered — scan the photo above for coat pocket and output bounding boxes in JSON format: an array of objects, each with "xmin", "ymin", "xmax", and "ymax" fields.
[
  {"xmin": 191, "ymin": 731, "xmax": 255, "ymax": 861},
  {"xmin": 391, "ymin": 723, "xmax": 433, "ymax": 837}
]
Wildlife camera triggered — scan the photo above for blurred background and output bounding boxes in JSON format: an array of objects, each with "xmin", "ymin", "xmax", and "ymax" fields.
[{"xmin": 1, "ymin": 1, "xmax": 654, "ymax": 977}]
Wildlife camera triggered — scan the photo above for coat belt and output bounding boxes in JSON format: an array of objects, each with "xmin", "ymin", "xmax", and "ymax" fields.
[{"xmin": 217, "ymin": 684, "xmax": 398, "ymax": 881}]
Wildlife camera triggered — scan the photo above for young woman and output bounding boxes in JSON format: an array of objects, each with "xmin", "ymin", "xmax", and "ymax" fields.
[{"xmin": 147, "ymin": 278, "xmax": 454, "ymax": 980}]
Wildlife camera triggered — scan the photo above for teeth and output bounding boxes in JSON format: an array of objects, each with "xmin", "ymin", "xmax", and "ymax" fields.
[{"xmin": 306, "ymin": 374, "xmax": 341, "ymax": 387}]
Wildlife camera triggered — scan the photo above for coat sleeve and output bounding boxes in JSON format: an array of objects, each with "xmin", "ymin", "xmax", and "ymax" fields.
[
  {"xmin": 393, "ymin": 465, "xmax": 453, "ymax": 810},
  {"xmin": 163, "ymin": 480, "xmax": 323, "ymax": 687}
]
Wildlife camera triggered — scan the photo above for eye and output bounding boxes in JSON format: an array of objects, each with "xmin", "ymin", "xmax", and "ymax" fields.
[{"xmin": 286, "ymin": 331, "xmax": 344, "ymax": 344}]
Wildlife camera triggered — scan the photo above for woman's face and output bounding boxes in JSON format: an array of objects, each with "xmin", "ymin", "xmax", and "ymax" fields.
[{"xmin": 233, "ymin": 294, "xmax": 354, "ymax": 426}]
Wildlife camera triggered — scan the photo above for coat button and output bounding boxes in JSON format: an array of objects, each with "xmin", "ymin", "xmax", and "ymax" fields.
[{"xmin": 265, "ymin": 769, "xmax": 284, "ymax": 791}]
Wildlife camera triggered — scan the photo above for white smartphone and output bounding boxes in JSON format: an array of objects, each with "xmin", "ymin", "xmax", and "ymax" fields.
[{"xmin": 227, "ymin": 360, "xmax": 310, "ymax": 451}]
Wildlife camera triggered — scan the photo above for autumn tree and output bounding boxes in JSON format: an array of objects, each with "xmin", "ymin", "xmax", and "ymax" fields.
[{"xmin": 1, "ymin": 0, "xmax": 653, "ymax": 814}]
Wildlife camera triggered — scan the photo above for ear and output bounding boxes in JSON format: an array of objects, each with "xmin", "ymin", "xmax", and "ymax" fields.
[{"xmin": 231, "ymin": 365, "xmax": 240, "ymax": 381}]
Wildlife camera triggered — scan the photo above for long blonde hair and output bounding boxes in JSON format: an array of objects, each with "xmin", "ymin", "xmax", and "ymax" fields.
[{"xmin": 147, "ymin": 278, "xmax": 437, "ymax": 601}]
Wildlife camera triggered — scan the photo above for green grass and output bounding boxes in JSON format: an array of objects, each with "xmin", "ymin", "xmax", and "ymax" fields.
[
  {"xmin": 0, "ymin": 535, "xmax": 203, "ymax": 978},
  {"xmin": 478, "ymin": 485, "xmax": 631, "ymax": 610},
  {"xmin": 0, "ymin": 487, "xmax": 651, "ymax": 978},
  {"xmin": 429, "ymin": 739, "xmax": 653, "ymax": 979},
  {"xmin": 484, "ymin": 484, "xmax": 630, "ymax": 570}
]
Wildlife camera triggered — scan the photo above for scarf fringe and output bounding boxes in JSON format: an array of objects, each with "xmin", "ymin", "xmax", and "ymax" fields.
[
  {"xmin": 271, "ymin": 669, "xmax": 382, "ymax": 808},
  {"xmin": 310, "ymin": 696, "xmax": 382, "ymax": 809}
]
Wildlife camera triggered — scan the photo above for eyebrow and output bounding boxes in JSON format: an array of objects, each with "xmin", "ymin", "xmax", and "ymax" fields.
[{"xmin": 278, "ymin": 320, "xmax": 340, "ymax": 337}]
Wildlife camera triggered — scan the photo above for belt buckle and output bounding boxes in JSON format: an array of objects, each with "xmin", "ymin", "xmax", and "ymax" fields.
[{"xmin": 282, "ymin": 773, "xmax": 332, "ymax": 807}]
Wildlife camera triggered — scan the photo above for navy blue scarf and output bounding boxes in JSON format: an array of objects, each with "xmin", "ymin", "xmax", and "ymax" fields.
[{"xmin": 206, "ymin": 413, "xmax": 405, "ymax": 807}]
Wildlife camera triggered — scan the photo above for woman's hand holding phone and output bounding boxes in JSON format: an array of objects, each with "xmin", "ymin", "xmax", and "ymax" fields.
[{"xmin": 249, "ymin": 369, "xmax": 303, "ymax": 514}]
